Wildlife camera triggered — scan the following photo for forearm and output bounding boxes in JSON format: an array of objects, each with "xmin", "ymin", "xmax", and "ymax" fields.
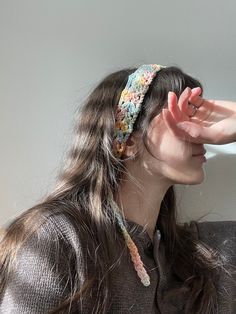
[
  {"xmin": 214, "ymin": 101, "xmax": 236, "ymax": 142},
  {"xmin": 222, "ymin": 113, "xmax": 236, "ymax": 144},
  {"xmin": 210, "ymin": 100, "xmax": 236, "ymax": 115}
]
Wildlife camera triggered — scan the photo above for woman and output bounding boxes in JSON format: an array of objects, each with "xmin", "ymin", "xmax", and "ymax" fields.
[{"xmin": 0, "ymin": 64, "xmax": 235, "ymax": 314}]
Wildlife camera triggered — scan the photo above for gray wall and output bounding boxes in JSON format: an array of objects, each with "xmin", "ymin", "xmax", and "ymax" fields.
[{"xmin": 1, "ymin": 0, "xmax": 235, "ymax": 227}]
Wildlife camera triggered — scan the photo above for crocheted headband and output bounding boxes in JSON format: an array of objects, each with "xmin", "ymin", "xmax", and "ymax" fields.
[
  {"xmin": 110, "ymin": 64, "xmax": 165, "ymax": 287},
  {"xmin": 112, "ymin": 64, "xmax": 166, "ymax": 158}
]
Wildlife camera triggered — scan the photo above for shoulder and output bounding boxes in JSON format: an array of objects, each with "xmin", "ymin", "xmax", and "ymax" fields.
[
  {"xmin": 0, "ymin": 211, "xmax": 87, "ymax": 313},
  {"xmin": 5, "ymin": 208, "xmax": 87, "ymax": 268},
  {"xmin": 188, "ymin": 220, "xmax": 236, "ymax": 243},
  {"xmin": 14, "ymin": 212, "xmax": 79, "ymax": 269},
  {"xmin": 184, "ymin": 220, "xmax": 236, "ymax": 311},
  {"xmin": 186, "ymin": 220, "xmax": 236, "ymax": 264},
  {"xmin": 33, "ymin": 210, "xmax": 87, "ymax": 253}
]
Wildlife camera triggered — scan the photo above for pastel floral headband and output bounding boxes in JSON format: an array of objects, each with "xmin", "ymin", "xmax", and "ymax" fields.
[
  {"xmin": 110, "ymin": 64, "xmax": 166, "ymax": 287},
  {"xmin": 112, "ymin": 64, "xmax": 166, "ymax": 158}
]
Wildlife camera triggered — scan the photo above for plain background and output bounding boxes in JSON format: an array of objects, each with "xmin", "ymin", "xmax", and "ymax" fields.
[{"xmin": 0, "ymin": 0, "xmax": 236, "ymax": 228}]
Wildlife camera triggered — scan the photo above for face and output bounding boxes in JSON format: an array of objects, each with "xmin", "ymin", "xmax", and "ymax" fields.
[{"xmin": 134, "ymin": 111, "xmax": 206, "ymax": 185}]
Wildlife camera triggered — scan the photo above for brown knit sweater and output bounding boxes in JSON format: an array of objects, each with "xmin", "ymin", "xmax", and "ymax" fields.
[{"xmin": 0, "ymin": 213, "xmax": 235, "ymax": 313}]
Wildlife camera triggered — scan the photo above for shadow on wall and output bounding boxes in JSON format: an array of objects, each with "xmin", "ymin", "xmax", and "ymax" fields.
[
  {"xmin": 204, "ymin": 153, "xmax": 236, "ymax": 213},
  {"xmin": 177, "ymin": 152, "xmax": 236, "ymax": 223}
]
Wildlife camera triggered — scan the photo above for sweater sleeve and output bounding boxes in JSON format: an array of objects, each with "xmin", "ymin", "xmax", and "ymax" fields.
[{"xmin": 0, "ymin": 216, "xmax": 76, "ymax": 314}]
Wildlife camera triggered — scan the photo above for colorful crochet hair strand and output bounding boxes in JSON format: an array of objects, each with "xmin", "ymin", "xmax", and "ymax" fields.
[{"xmin": 109, "ymin": 197, "xmax": 151, "ymax": 287}]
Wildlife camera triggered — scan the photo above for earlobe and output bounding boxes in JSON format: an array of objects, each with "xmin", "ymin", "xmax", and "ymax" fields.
[
  {"xmin": 123, "ymin": 137, "xmax": 135, "ymax": 157},
  {"xmin": 123, "ymin": 135, "xmax": 139, "ymax": 158},
  {"xmin": 126, "ymin": 136, "xmax": 135, "ymax": 146}
]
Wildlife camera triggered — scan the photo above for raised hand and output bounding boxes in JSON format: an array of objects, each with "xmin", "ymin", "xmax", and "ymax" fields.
[{"xmin": 162, "ymin": 87, "xmax": 236, "ymax": 145}]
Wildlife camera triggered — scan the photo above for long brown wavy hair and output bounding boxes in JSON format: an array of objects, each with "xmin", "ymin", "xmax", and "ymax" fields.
[{"xmin": 0, "ymin": 65, "xmax": 233, "ymax": 313}]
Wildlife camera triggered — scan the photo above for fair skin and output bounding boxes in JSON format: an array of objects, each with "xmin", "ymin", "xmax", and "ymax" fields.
[
  {"xmin": 116, "ymin": 87, "xmax": 236, "ymax": 242},
  {"xmin": 168, "ymin": 87, "xmax": 236, "ymax": 144}
]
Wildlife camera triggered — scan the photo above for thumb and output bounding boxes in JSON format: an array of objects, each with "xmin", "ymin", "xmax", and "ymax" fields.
[
  {"xmin": 177, "ymin": 122, "xmax": 218, "ymax": 143},
  {"xmin": 176, "ymin": 122, "xmax": 202, "ymax": 138}
]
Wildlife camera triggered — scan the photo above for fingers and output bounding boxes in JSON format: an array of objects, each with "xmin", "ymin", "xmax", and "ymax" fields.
[
  {"xmin": 162, "ymin": 108, "xmax": 178, "ymax": 136},
  {"xmin": 165, "ymin": 87, "xmax": 213, "ymax": 144},
  {"xmin": 162, "ymin": 108, "xmax": 204, "ymax": 143},
  {"xmin": 168, "ymin": 88, "xmax": 190, "ymax": 122},
  {"xmin": 188, "ymin": 87, "xmax": 205, "ymax": 108},
  {"xmin": 167, "ymin": 92, "xmax": 181, "ymax": 122},
  {"xmin": 178, "ymin": 87, "xmax": 192, "ymax": 115},
  {"xmin": 168, "ymin": 87, "xmax": 205, "ymax": 122}
]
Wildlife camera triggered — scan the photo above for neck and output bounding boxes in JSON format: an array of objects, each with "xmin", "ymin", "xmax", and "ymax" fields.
[{"xmin": 115, "ymin": 160, "xmax": 171, "ymax": 241}]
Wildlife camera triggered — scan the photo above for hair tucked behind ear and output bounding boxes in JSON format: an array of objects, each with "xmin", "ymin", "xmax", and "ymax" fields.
[{"xmin": 0, "ymin": 66, "xmax": 233, "ymax": 314}]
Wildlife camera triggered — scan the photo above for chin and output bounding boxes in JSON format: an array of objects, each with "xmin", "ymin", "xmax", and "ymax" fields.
[
  {"xmin": 171, "ymin": 169, "xmax": 205, "ymax": 185},
  {"xmin": 185, "ymin": 170, "xmax": 205, "ymax": 185},
  {"xmin": 188, "ymin": 176, "xmax": 205, "ymax": 185}
]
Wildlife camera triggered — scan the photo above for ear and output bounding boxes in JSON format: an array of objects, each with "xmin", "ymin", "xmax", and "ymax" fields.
[{"xmin": 123, "ymin": 132, "xmax": 141, "ymax": 158}]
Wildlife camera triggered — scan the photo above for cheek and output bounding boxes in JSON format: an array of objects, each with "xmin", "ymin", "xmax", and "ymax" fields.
[
  {"xmin": 148, "ymin": 129, "xmax": 192, "ymax": 164},
  {"xmin": 144, "ymin": 125, "xmax": 204, "ymax": 184}
]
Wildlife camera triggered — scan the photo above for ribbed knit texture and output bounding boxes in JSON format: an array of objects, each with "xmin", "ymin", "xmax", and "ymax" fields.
[{"xmin": 0, "ymin": 215, "xmax": 235, "ymax": 313}]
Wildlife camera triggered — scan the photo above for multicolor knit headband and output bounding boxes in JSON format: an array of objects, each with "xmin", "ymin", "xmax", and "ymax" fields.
[{"xmin": 112, "ymin": 64, "xmax": 166, "ymax": 158}]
